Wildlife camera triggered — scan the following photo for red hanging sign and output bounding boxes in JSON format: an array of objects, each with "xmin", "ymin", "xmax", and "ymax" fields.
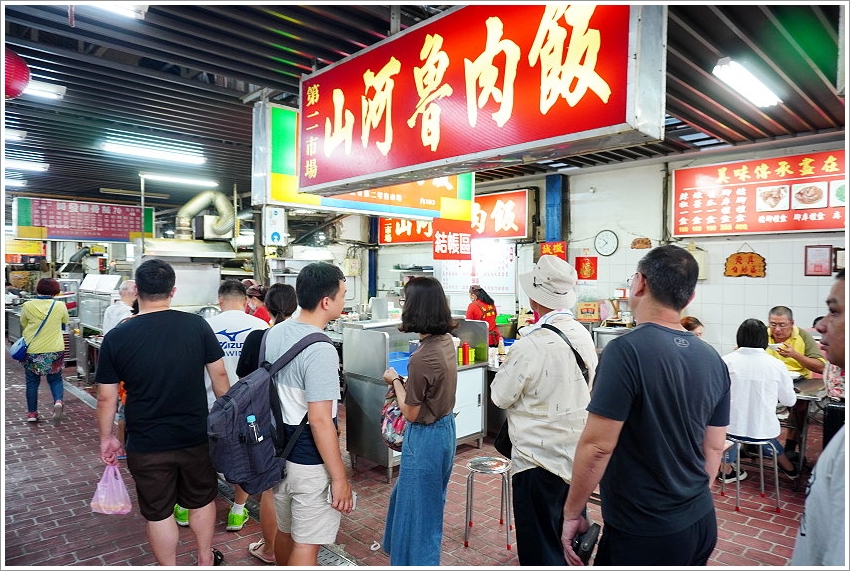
[
  {"xmin": 378, "ymin": 188, "xmax": 529, "ymax": 244},
  {"xmin": 541, "ymin": 241, "xmax": 567, "ymax": 260},
  {"xmin": 575, "ymin": 256, "xmax": 598, "ymax": 280},
  {"xmin": 432, "ymin": 218, "xmax": 473, "ymax": 260},
  {"xmin": 299, "ymin": 5, "xmax": 662, "ymax": 194}
]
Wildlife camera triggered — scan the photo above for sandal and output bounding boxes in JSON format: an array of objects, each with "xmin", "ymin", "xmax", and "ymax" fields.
[
  {"xmin": 248, "ymin": 539, "xmax": 276, "ymax": 564},
  {"xmin": 212, "ymin": 548, "xmax": 224, "ymax": 566}
]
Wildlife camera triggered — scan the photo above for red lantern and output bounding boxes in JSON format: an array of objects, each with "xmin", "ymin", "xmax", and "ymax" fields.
[{"xmin": 5, "ymin": 47, "xmax": 31, "ymax": 99}]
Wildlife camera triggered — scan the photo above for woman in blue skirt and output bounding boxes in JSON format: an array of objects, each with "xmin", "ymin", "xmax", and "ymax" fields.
[{"xmin": 382, "ymin": 276, "xmax": 457, "ymax": 565}]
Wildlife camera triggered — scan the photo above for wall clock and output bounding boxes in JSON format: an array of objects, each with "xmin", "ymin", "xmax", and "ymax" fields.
[{"xmin": 594, "ymin": 229, "xmax": 618, "ymax": 256}]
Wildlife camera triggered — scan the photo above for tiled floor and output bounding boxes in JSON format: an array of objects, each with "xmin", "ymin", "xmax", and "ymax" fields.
[{"xmin": 3, "ymin": 357, "xmax": 822, "ymax": 567}]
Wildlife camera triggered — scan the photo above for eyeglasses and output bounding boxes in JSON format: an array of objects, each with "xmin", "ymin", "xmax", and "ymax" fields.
[
  {"xmin": 626, "ymin": 272, "xmax": 641, "ymax": 287},
  {"xmin": 532, "ymin": 276, "xmax": 571, "ymax": 296}
]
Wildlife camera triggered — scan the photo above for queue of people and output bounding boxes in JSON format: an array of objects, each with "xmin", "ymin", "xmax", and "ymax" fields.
[{"xmin": 10, "ymin": 252, "xmax": 844, "ymax": 567}]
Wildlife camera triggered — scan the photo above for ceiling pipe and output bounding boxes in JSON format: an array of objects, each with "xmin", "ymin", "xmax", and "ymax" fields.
[{"xmin": 175, "ymin": 190, "xmax": 235, "ymax": 240}]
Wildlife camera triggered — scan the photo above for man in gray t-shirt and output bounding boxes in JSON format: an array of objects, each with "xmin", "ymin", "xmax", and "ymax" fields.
[{"xmin": 265, "ymin": 262, "xmax": 354, "ymax": 566}]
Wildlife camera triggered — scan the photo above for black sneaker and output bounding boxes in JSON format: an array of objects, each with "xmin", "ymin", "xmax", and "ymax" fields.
[
  {"xmin": 779, "ymin": 465, "xmax": 800, "ymax": 479},
  {"xmin": 718, "ymin": 467, "xmax": 748, "ymax": 484}
]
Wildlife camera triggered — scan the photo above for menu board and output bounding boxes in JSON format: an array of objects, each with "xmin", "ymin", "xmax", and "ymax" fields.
[
  {"xmin": 439, "ymin": 241, "xmax": 516, "ymax": 294},
  {"xmin": 672, "ymin": 149, "xmax": 845, "ymax": 236},
  {"xmin": 12, "ymin": 197, "xmax": 154, "ymax": 242}
]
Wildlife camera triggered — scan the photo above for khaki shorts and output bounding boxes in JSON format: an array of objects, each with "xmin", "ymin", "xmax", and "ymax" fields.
[{"xmin": 274, "ymin": 461, "xmax": 340, "ymax": 545}]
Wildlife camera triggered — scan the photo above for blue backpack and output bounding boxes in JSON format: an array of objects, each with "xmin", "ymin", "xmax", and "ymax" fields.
[{"xmin": 207, "ymin": 330, "xmax": 332, "ymax": 494}]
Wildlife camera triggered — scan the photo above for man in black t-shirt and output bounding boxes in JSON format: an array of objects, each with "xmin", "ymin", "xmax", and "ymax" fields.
[
  {"xmin": 561, "ymin": 245, "xmax": 731, "ymax": 566},
  {"xmin": 96, "ymin": 259, "xmax": 230, "ymax": 566}
]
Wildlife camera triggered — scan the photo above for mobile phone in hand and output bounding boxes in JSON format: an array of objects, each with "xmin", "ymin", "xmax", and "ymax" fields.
[
  {"xmin": 326, "ymin": 487, "xmax": 357, "ymax": 511},
  {"xmin": 572, "ymin": 522, "xmax": 601, "ymax": 564}
]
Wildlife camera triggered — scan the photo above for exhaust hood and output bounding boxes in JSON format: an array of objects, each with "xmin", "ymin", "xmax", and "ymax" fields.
[{"xmin": 135, "ymin": 237, "xmax": 236, "ymax": 259}]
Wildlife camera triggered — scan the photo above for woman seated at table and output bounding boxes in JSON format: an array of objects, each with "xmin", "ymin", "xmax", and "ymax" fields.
[
  {"xmin": 466, "ymin": 285, "xmax": 502, "ymax": 347},
  {"xmin": 719, "ymin": 318, "xmax": 799, "ymax": 483}
]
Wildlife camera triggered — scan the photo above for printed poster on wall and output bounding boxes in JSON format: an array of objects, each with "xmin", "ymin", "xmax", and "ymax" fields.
[{"xmin": 672, "ymin": 149, "xmax": 845, "ymax": 236}]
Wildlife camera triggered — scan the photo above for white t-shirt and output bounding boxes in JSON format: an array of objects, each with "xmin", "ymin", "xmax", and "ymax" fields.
[
  {"xmin": 102, "ymin": 302, "xmax": 133, "ymax": 335},
  {"xmin": 204, "ymin": 309, "xmax": 269, "ymax": 409}
]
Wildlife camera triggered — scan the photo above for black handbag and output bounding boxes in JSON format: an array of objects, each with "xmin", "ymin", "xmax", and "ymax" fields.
[
  {"xmin": 493, "ymin": 417, "xmax": 512, "ymax": 458},
  {"xmin": 493, "ymin": 324, "xmax": 590, "ymax": 459}
]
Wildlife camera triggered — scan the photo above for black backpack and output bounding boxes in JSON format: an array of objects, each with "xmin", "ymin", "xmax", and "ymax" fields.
[{"xmin": 207, "ymin": 330, "xmax": 332, "ymax": 494}]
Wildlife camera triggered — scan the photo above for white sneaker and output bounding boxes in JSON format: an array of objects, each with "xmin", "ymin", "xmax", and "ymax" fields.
[{"xmin": 52, "ymin": 401, "xmax": 65, "ymax": 421}]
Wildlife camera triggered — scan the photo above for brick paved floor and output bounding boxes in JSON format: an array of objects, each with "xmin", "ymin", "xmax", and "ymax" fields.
[{"xmin": 3, "ymin": 355, "xmax": 821, "ymax": 566}]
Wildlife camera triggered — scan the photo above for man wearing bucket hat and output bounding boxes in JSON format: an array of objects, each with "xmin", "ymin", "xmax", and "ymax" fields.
[
  {"xmin": 490, "ymin": 255, "xmax": 598, "ymax": 565},
  {"xmin": 560, "ymin": 245, "xmax": 730, "ymax": 566}
]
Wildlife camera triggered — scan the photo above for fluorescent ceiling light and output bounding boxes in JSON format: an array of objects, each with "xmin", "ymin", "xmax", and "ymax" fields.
[
  {"xmin": 4, "ymin": 159, "xmax": 49, "ymax": 172},
  {"xmin": 712, "ymin": 57, "xmax": 781, "ymax": 108},
  {"xmin": 23, "ymin": 80, "xmax": 67, "ymax": 100},
  {"xmin": 139, "ymin": 172, "xmax": 218, "ymax": 187},
  {"xmin": 91, "ymin": 3, "xmax": 148, "ymax": 19},
  {"xmin": 100, "ymin": 187, "xmax": 170, "ymax": 200},
  {"xmin": 4, "ymin": 179, "xmax": 28, "ymax": 188},
  {"xmin": 103, "ymin": 141, "xmax": 205, "ymax": 165},
  {"xmin": 4, "ymin": 129, "xmax": 27, "ymax": 142}
]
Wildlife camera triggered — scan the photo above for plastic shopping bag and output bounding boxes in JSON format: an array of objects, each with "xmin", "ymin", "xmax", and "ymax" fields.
[{"xmin": 91, "ymin": 464, "xmax": 132, "ymax": 515}]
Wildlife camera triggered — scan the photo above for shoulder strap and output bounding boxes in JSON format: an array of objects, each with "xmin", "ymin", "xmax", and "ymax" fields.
[
  {"xmin": 540, "ymin": 323, "xmax": 590, "ymax": 384},
  {"xmin": 261, "ymin": 330, "xmax": 334, "ymax": 458},
  {"xmin": 29, "ymin": 299, "xmax": 57, "ymax": 342}
]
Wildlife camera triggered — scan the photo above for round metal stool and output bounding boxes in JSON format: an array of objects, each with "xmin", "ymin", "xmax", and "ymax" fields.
[
  {"xmin": 464, "ymin": 456, "xmax": 513, "ymax": 550},
  {"xmin": 720, "ymin": 436, "xmax": 782, "ymax": 513}
]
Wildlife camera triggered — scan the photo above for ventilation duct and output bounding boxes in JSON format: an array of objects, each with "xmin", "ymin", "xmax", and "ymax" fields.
[{"xmin": 175, "ymin": 190, "xmax": 235, "ymax": 240}]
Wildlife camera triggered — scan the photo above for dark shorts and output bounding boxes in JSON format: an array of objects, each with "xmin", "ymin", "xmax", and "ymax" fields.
[{"xmin": 126, "ymin": 441, "xmax": 219, "ymax": 521}]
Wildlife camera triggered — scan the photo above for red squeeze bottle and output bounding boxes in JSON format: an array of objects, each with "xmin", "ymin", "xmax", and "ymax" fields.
[{"xmin": 462, "ymin": 342, "xmax": 470, "ymax": 365}]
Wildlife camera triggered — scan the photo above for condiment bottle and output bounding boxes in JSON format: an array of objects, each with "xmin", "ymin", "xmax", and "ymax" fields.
[
  {"xmin": 461, "ymin": 342, "xmax": 470, "ymax": 365},
  {"xmin": 497, "ymin": 338, "xmax": 506, "ymax": 364}
]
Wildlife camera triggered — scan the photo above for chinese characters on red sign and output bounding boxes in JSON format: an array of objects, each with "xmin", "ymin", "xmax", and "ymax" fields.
[
  {"xmin": 14, "ymin": 198, "xmax": 150, "ymax": 242},
  {"xmin": 379, "ymin": 189, "xmax": 528, "ymax": 244},
  {"xmin": 541, "ymin": 241, "xmax": 567, "ymax": 260},
  {"xmin": 673, "ymin": 150, "xmax": 845, "ymax": 236},
  {"xmin": 299, "ymin": 4, "xmax": 634, "ymax": 193},
  {"xmin": 431, "ymin": 218, "xmax": 472, "ymax": 260}
]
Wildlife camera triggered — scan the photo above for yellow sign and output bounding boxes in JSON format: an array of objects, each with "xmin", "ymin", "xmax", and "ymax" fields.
[
  {"xmin": 5, "ymin": 238, "xmax": 44, "ymax": 256},
  {"xmin": 724, "ymin": 252, "xmax": 766, "ymax": 278}
]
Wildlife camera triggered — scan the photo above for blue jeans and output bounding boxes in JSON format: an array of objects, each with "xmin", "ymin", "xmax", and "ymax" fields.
[
  {"xmin": 383, "ymin": 413, "xmax": 456, "ymax": 566},
  {"xmin": 25, "ymin": 368, "xmax": 64, "ymax": 414},
  {"xmin": 724, "ymin": 435, "xmax": 784, "ymax": 463}
]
